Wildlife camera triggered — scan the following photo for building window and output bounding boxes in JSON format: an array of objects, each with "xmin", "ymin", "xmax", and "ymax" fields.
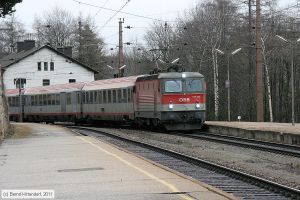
[
  {"xmin": 43, "ymin": 79, "xmax": 50, "ymax": 86},
  {"xmin": 14, "ymin": 78, "xmax": 26, "ymax": 89},
  {"xmin": 69, "ymin": 79, "xmax": 76, "ymax": 83},
  {"xmin": 44, "ymin": 62, "xmax": 48, "ymax": 71},
  {"xmin": 50, "ymin": 62, "xmax": 54, "ymax": 71},
  {"xmin": 37, "ymin": 62, "xmax": 41, "ymax": 71}
]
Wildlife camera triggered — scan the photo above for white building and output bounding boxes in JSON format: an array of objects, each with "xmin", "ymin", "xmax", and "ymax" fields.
[{"xmin": 0, "ymin": 41, "xmax": 97, "ymax": 90}]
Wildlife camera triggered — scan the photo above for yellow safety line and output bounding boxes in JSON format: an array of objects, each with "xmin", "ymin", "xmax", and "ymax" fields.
[{"xmin": 77, "ymin": 136, "xmax": 195, "ymax": 200}]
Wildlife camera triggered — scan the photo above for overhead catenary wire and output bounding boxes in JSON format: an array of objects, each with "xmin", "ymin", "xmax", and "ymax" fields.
[
  {"xmin": 73, "ymin": 0, "xmax": 164, "ymax": 22},
  {"xmin": 98, "ymin": 0, "xmax": 130, "ymax": 32},
  {"xmin": 94, "ymin": 0, "xmax": 111, "ymax": 17}
]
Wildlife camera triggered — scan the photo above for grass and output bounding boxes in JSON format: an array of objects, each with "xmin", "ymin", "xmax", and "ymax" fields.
[{"xmin": 6, "ymin": 123, "xmax": 32, "ymax": 139}]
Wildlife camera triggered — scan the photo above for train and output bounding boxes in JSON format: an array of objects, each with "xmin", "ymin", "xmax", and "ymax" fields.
[{"xmin": 6, "ymin": 69, "xmax": 206, "ymax": 130}]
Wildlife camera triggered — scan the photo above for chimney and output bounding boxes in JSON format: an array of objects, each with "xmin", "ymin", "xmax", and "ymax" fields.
[
  {"xmin": 57, "ymin": 46, "xmax": 72, "ymax": 58},
  {"xmin": 17, "ymin": 40, "xmax": 35, "ymax": 53},
  {"xmin": 17, "ymin": 42, "xmax": 25, "ymax": 53}
]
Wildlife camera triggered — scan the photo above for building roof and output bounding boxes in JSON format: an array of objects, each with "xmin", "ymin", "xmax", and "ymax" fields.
[{"xmin": 0, "ymin": 45, "xmax": 98, "ymax": 73}]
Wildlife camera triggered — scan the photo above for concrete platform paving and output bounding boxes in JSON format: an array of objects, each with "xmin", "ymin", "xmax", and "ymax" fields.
[
  {"xmin": 206, "ymin": 121, "xmax": 300, "ymax": 145},
  {"xmin": 0, "ymin": 123, "xmax": 237, "ymax": 200}
]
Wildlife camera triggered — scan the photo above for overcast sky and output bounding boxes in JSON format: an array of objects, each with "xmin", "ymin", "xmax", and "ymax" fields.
[{"xmin": 9, "ymin": 0, "xmax": 293, "ymax": 51}]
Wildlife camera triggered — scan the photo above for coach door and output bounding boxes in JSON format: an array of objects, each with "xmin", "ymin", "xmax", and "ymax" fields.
[{"xmin": 60, "ymin": 92, "xmax": 66, "ymax": 113}]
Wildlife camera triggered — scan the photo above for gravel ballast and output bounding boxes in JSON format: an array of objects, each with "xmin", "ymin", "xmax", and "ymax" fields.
[{"xmin": 93, "ymin": 127, "xmax": 300, "ymax": 190}]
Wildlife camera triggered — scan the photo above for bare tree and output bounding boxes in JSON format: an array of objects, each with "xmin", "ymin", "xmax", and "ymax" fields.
[
  {"xmin": 33, "ymin": 7, "xmax": 76, "ymax": 47},
  {"xmin": 0, "ymin": 15, "xmax": 25, "ymax": 56}
]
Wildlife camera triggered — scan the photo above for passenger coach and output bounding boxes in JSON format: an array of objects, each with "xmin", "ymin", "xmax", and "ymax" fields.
[{"xmin": 6, "ymin": 70, "xmax": 206, "ymax": 130}]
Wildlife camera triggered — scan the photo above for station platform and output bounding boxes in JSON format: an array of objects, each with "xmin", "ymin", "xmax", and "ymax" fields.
[
  {"xmin": 0, "ymin": 123, "xmax": 237, "ymax": 200},
  {"xmin": 206, "ymin": 121, "xmax": 300, "ymax": 146}
]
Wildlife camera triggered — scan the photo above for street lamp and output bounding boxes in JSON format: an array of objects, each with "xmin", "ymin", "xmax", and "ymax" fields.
[
  {"xmin": 275, "ymin": 35, "xmax": 300, "ymax": 126},
  {"xmin": 107, "ymin": 65, "xmax": 126, "ymax": 78},
  {"xmin": 215, "ymin": 47, "xmax": 242, "ymax": 122}
]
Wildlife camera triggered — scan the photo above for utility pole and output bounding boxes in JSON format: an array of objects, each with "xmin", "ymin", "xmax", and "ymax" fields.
[
  {"xmin": 247, "ymin": 0, "xmax": 255, "ymax": 121},
  {"xmin": 255, "ymin": 0, "xmax": 264, "ymax": 122},
  {"xmin": 118, "ymin": 18, "xmax": 125, "ymax": 77},
  {"xmin": 78, "ymin": 20, "xmax": 82, "ymax": 60}
]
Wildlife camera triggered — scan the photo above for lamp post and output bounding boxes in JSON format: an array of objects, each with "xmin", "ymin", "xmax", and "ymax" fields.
[
  {"xmin": 107, "ymin": 65, "xmax": 126, "ymax": 78},
  {"xmin": 16, "ymin": 78, "xmax": 25, "ymax": 122},
  {"xmin": 215, "ymin": 48, "xmax": 242, "ymax": 121},
  {"xmin": 275, "ymin": 35, "xmax": 300, "ymax": 126}
]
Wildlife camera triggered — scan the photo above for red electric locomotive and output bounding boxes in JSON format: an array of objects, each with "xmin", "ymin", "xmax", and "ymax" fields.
[{"xmin": 134, "ymin": 70, "xmax": 206, "ymax": 130}]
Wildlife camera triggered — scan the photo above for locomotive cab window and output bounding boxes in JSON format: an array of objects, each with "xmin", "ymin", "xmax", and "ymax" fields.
[
  {"xmin": 164, "ymin": 80, "xmax": 182, "ymax": 93},
  {"xmin": 185, "ymin": 78, "xmax": 204, "ymax": 92}
]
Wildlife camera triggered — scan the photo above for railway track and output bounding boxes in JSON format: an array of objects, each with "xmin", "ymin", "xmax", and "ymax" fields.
[
  {"xmin": 70, "ymin": 126, "xmax": 300, "ymax": 200},
  {"xmin": 169, "ymin": 132, "xmax": 300, "ymax": 158}
]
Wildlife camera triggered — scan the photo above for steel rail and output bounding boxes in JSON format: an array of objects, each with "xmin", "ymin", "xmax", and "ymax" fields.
[{"xmin": 169, "ymin": 131, "xmax": 300, "ymax": 157}]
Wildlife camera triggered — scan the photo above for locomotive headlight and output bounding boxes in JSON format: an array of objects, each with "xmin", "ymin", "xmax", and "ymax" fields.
[
  {"xmin": 195, "ymin": 103, "xmax": 201, "ymax": 109},
  {"xmin": 169, "ymin": 103, "xmax": 174, "ymax": 109}
]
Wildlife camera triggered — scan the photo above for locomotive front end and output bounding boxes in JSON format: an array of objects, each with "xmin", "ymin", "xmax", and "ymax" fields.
[{"xmin": 160, "ymin": 72, "xmax": 206, "ymax": 130}]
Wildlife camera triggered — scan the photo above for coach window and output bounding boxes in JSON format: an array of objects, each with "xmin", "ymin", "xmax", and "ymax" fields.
[
  {"xmin": 108, "ymin": 90, "xmax": 112, "ymax": 103},
  {"xmin": 85, "ymin": 92, "xmax": 88, "ymax": 104},
  {"xmin": 98, "ymin": 91, "xmax": 102, "ymax": 104},
  {"xmin": 38, "ymin": 95, "xmax": 42, "ymax": 106},
  {"xmin": 113, "ymin": 90, "xmax": 116, "ymax": 103},
  {"xmin": 67, "ymin": 93, "xmax": 71, "ymax": 105},
  {"xmin": 103, "ymin": 90, "xmax": 107, "ymax": 104},
  {"xmin": 47, "ymin": 94, "xmax": 51, "ymax": 105},
  {"xmin": 90, "ymin": 91, "xmax": 94, "ymax": 104},
  {"xmin": 86, "ymin": 92, "xmax": 89, "ymax": 104},
  {"xmin": 56, "ymin": 94, "xmax": 60, "ymax": 105},
  {"xmin": 77, "ymin": 93, "xmax": 80, "ymax": 104},
  {"xmin": 29, "ymin": 96, "xmax": 33, "ymax": 106},
  {"xmin": 127, "ymin": 88, "xmax": 131, "ymax": 102},
  {"xmin": 94, "ymin": 91, "xmax": 98, "ymax": 104},
  {"xmin": 117, "ymin": 89, "xmax": 121, "ymax": 103},
  {"xmin": 33, "ymin": 96, "xmax": 36, "ymax": 106},
  {"xmin": 51, "ymin": 94, "xmax": 55, "ymax": 105},
  {"xmin": 122, "ymin": 89, "xmax": 127, "ymax": 103},
  {"xmin": 33, "ymin": 95, "xmax": 36, "ymax": 106},
  {"xmin": 81, "ymin": 92, "xmax": 85, "ymax": 104},
  {"xmin": 43, "ymin": 94, "xmax": 47, "ymax": 105}
]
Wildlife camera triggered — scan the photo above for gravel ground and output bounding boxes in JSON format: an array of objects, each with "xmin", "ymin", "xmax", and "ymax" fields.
[{"xmin": 95, "ymin": 127, "xmax": 300, "ymax": 190}]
